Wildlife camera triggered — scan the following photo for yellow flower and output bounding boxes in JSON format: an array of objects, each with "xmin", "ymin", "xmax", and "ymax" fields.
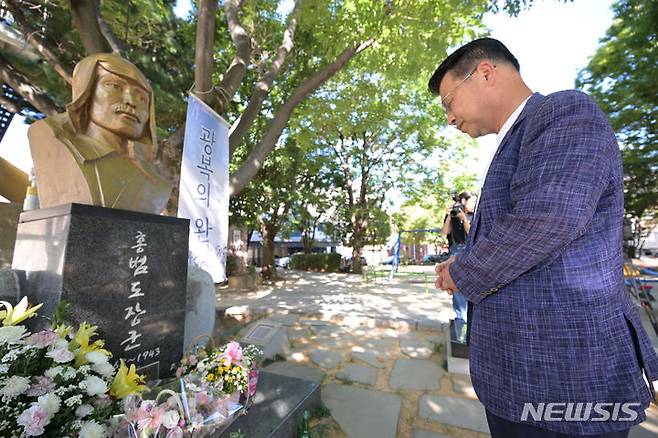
[
  {"xmin": 70, "ymin": 322, "xmax": 111, "ymax": 366},
  {"xmin": 110, "ymin": 359, "xmax": 146, "ymax": 399},
  {"xmin": 207, "ymin": 373, "xmax": 216, "ymax": 382},
  {"xmin": 54, "ymin": 324, "xmax": 74, "ymax": 339},
  {"xmin": 0, "ymin": 297, "xmax": 43, "ymax": 326}
]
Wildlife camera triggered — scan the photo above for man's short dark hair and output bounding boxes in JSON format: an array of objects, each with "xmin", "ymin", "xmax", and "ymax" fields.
[{"xmin": 428, "ymin": 38, "xmax": 520, "ymax": 96}]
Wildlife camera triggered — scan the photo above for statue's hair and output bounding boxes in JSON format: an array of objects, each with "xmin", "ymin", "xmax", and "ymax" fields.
[{"xmin": 66, "ymin": 53, "xmax": 158, "ymax": 160}]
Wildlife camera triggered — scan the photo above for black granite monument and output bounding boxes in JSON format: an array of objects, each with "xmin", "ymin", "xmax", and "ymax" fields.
[{"xmin": 11, "ymin": 203, "xmax": 189, "ymax": 380}]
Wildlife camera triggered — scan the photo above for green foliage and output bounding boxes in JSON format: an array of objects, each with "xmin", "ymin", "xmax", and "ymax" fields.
[
  {"xmin": 226, "ymin": 254, "xmax": 239, "ymax": 276},
  {"xmin": 290, "ymin": 253, "xmax": 342, "ymax": 272},
  {"xmin": 576, "ymin": 0, "xmax": 657, "ymax": 222}
]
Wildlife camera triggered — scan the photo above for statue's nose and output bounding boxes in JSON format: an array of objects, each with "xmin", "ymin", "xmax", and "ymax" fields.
[{"xmin": 123, "ymin": 89, "xmax": 139, "ymax": 107}]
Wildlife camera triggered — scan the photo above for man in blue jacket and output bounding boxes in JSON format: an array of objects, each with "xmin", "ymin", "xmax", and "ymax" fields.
[{"xmin": 430, "ymin": 38, "xmax": 658, "ymax": 437}]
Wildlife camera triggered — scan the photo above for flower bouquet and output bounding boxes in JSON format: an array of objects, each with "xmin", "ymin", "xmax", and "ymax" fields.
[
  {"xmin": 115, "ymin": 340, "xmax": 262, "ymax": 437},
  {"xmin": 1, "ymin": 297, "xmax": 262, "ymax": 438},
  {"xmin": 0, "ymin": 298, "xmax": 146, "ymax": 437}
]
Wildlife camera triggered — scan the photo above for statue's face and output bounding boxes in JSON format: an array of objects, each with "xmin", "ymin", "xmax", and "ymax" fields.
[{"xmin": 88, "ymin": 67, "xmax": 149, "ymax": 140}]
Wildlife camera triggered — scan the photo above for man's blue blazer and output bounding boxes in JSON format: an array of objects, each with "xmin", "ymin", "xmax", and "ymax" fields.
[{"xmin": 450, "ymin": 90, "xmax": 658, "ymax": 435}]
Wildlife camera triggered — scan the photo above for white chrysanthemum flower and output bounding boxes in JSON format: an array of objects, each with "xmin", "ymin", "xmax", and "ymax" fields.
[
  {"xmin": 0, "ymin": 326, "xmax": 27, "ymax": 344},
  {"xmin": 161, "ymin": 410, "xmax": 180, "ymax": 429},
  {"xmin": 85, "ymin": 351, "xmax": 108, "ymax": 365},
  {"xmin": 37, "ymin": 393, "xmax": 61, "ymax": 417},
  {"xmin": 92, "ymin": 361, "xmax": 114, "ymax": 378},
  {"xmin": 44, "ymin": 366, "xmax": 63, "ymax": 378},
  {"xmin": 0, "ymin": 375, "xmax": 30, "ymax": 400},
  {"xmin": 78, "ymin": 420, "xmax": 107, "ymax": 438},
  {"xmin": 75, "ymin": 404, "xmax": 94, "ymax": 418},
  {"xmin": 54, "ymin": 338, "xmax": 68, "ymax": 350},
  {"xmin": 81, "ymin": 375, "xmax": 107, "ymax": 396}
]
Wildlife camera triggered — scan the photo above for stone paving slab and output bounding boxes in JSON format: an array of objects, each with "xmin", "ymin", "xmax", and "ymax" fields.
[
  {"xmin": 312, "ymin": 335, "xmax": 356, "ymax": 350},
  {"xmin": 414, "ymin": 430, "xmax": 451, "ymax": 438},
  {"xmin": 419, "ymin": 394, "xmax": 489, "ymax": 434},
  {"xmin": 268, "ymin": 313, "xmax": 301, "ymax": 326},
  {"xmin": 264, "ymin": 362, "xmax": 325, "ymax": 383},
  {"xmin": 389, "ymin": 359, "xmax": 442, "ymax": 391},
  {"xmin": 451, "ymin": 373, "xmax": 477, "ymax": 398},
  {"xmin": 286, "ymin": 349, "xmax": 306, "ymax": 363},
  {"xmin": 309, "ymin": 349, "xmax": 347, "ymax": 369},
  {"xmin": 310, "ymin": 324, "xmax": 345, "ymax": 337},
  {"xmin": 287, "ymin": 327, "xmax": 310, "ymax": 341},
  {"xmin": 351, "ymin": 349, "xmax": 384, "ymax": 369},
  {"xmin": 336, "ymin": 363, "xmax": 377, "ymax": 386},
  {"xmin": 322, "ymin": 384, "xmax": 401, "ymax": 438},
  {"xmin": 353, "ymin": 338, "xmax": 399, "ymax": 357},
  {"xmin": 400, "ymin": 339, "xmax": 434, "ymax": 359},
  {"xmin": 300, "ymin": 319, "xmax": 334, "ymax": 326}
]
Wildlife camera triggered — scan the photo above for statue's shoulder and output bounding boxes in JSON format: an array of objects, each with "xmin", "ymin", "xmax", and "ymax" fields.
[
  {"xmin": 29, "ymin": 113, "xmax": 77, "ymax": 148},
  {"xmin": 30, "ymin": 113, "xmax": 106, "ymax": 163}
]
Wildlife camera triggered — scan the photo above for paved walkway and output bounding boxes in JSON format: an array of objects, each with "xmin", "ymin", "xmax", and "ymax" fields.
[{"xmin": 217, "ymin": 268, "xmax": 658, "ymax": 438}]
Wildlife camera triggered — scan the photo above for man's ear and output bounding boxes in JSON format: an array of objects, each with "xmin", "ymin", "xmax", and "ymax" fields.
[{"xmin": 477, "ymin": 61, "xmax": 497, "ymax": 84}]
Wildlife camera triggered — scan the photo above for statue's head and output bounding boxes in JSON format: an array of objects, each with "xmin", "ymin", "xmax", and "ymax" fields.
[{"xmin": 66, "ymin": 53, "xmax": 158, "ymax": 159}]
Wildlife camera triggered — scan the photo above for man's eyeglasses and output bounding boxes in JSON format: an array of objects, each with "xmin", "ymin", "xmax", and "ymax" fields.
[{"xmin": 440, "ymin": 66, "xmax": 478, "ymax": 114}]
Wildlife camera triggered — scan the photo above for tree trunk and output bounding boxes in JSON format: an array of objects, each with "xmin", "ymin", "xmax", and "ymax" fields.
[
  {"xmin": 194, "ymin": 0, "xmax": 217, "ymax": 103},
  {"xmin": 228, "ymin": 1, "xmax": 300, "ymax": 157},
  {"xmin": 69, "ymin": 0, "xmax": 111, "ymax": 54},
  {"xmin": 215, "ymin": 0, "xmax": 251, "ymax": 114},
  {"xmin": 302, "ymin": 227, "xmax": 313, "ymax": 254},
  {"xmin": 351, "ymin": 233, "xmax": 364, "ymax": 274},
  {"xmin": 0, "ymin": 58, "xmax": 60, "ymax": 115},
  {"xmin": 260, "ymin": 224, "xmax": 279, "ymax": 280},
  {"xmin": 4, "ymin": 1, "xmax": 73, "ymax": 83},
  {"xmin": 229, "ymin": 40, "xmax": 374, "ymax": 196}
]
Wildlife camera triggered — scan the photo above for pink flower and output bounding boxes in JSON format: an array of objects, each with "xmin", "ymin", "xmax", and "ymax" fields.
[
  {"xmin": 46, "ymin": 347, "xmax": 74, "ymax": 363},
  {"xmin": 136, "ymin": 402, "xmax": 164, "ymax": 431},
  {"xmin": 195, "ymin": 390, "xmax": 209, "ymax": 405},
  {"xmin": 222, "ymin": 341, "xmax": 243, "ymax": 364},
  {"xmin": 25, "ymin": 330, "xmax": 59, "ymax": 348},
  {"xmin": 188, "ymin": 355, "xmax": 197, "ymax": 366},
  {"xmin": 17, "ymin": 405, "xmax": 50, "ymax": 436},
  {"xmin": 27, "ymin": 376, "xmax": 55, "ymax": 397}
]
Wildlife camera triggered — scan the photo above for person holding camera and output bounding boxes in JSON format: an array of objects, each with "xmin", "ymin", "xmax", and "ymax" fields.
[{"xmin": 441, "ymin": 191, "xmax": 476, "ymax": 333}]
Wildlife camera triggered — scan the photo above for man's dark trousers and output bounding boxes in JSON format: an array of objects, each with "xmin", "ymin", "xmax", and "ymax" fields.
[{"xmin": 486, "ymin": 410, "xmax": 630, "ymax": 438}]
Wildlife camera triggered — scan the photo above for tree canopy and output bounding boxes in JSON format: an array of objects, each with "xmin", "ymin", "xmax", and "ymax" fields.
[
  {"xmin": 0, "ymin": 0, "xmax": 535, "ymax": 207},
  {"xmin": 576, "ymin": 0, "xmax": 657, "ymax": 222}
]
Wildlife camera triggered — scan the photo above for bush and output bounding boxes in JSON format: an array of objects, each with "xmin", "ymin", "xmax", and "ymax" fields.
[{"xmin": 290, "ymin": 253, "xmax": 341, "ymax": 272}]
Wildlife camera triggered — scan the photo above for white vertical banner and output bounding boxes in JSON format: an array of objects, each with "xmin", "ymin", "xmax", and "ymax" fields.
[{"xmin": 177, "ymin": 94, "xmax": 230, "ymax": 283}]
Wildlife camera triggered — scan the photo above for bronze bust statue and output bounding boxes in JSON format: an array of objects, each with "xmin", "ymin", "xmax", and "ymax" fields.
[{"xmin": 28, "ymin": 53, "xmax": 171, "ymax": 214}]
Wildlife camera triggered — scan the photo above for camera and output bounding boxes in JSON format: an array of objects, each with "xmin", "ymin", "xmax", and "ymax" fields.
[
  {"xmin": 450, "ymin": 193, "xmax": 464, "ymax": 217},
  {"xmin": 450, "ymin": 202, "xmax": 464, "ymax": 217}
]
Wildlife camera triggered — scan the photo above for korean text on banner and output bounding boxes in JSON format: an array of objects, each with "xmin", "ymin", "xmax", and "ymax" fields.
[{"xmin": 177, "ymin": 94, "xmax": 229, "ymax": 282}]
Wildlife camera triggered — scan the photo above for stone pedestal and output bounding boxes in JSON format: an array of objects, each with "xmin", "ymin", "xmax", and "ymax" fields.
[
  {"xmin": 449, "ymin": 319, "xmax": 469, "ymax": 358},
  {"xmin": 447, "ymin": 319, "xmax": 469, "ymax": 375},
  {"xmin": 217, "ymin": 371, "xmax": 321, "ymax": 438},
  {"xmin": 11, "ymin": 203, "xmax": 189, "ymax": 380}
]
